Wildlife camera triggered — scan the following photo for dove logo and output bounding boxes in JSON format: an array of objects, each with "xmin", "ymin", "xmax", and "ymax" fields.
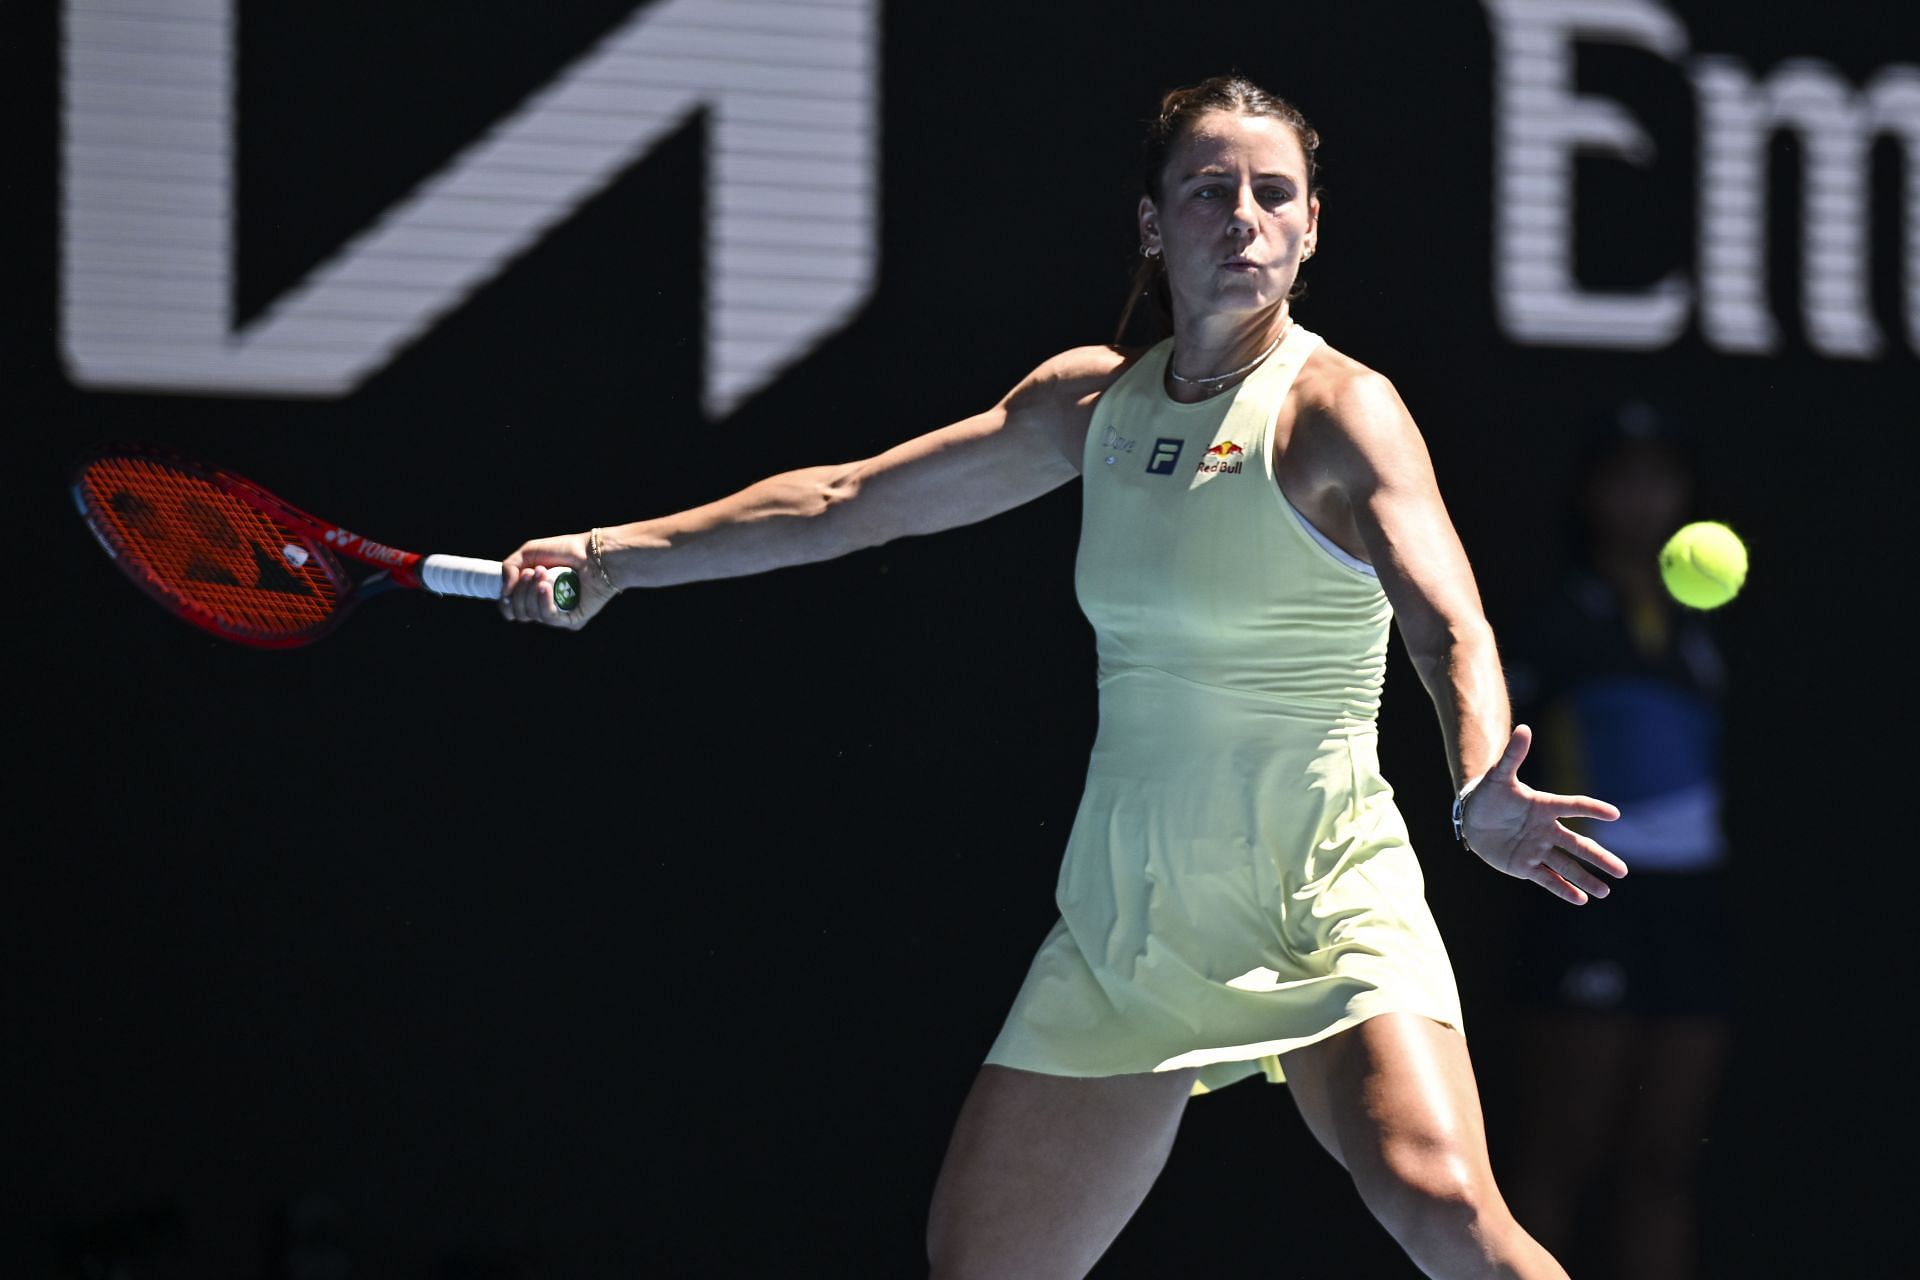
[{"xmin": 1197, "ymin": 441, "xmax": 1246, "ymax": 476}]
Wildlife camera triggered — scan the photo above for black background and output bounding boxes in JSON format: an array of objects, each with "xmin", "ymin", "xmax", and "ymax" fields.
[{"xmin": 6, "ymin": 1, "xmax": 1914, "ymax": 1276}]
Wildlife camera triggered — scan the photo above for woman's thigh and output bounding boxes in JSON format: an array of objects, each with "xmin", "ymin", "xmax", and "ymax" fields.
[
  {"xmin": 1281, "ymin": 1015, "xmax": 1571, "ymax": 1277},
  {"xmin": 926, "ymin": 1063, "xmax": 1200, "ymax": 1280},
  {"xmin": 1280, "ymin": 1012, "xmax": 1497, "ymax": 1192}
]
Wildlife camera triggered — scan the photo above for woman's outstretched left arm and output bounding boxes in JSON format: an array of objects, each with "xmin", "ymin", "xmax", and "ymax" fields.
[{"xmin": 1314, "ymin": 368, "xmax": 1626, "ymax": 904}]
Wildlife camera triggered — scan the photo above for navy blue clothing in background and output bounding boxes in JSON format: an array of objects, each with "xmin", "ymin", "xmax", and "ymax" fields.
[{"xmin": 1503, "ymin": 575, "xmax": 1731, "ymax": 1016}]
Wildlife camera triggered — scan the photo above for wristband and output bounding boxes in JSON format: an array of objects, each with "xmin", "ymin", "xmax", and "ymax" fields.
[{"xmin": 1451, "ymin": 775, "xmax": 1484, "ymax": 851}]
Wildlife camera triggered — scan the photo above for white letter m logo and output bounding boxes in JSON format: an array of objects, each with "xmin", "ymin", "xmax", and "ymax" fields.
[{"xmin": 61, "ymin": 0, "xmax": 880, "ymax": 418}]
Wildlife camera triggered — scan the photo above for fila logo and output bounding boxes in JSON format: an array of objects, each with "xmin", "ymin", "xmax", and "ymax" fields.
[
  {"xmin": 1146, "ymin": 438, "xmax": 1184, "ymax": 475},
  {"xmin": 60, "ymin": 0, "xmax": 880, "ymax": 417}
]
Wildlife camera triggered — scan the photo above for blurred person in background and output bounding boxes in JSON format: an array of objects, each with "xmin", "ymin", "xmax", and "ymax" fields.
[{"xmin": 1498, "ymin": 400, "xmax": 1735, "ymax": 1280}]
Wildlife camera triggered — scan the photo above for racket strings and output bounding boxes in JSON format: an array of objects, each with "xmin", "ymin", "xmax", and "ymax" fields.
[{"xmin": 79, "ymin": 456, "xmax": 341, "ymax": 639}]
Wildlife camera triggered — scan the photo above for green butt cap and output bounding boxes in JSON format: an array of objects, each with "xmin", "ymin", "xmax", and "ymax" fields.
[{"xmin": 553, "ymin": 569, "xmax": 581, "ymax": 612}]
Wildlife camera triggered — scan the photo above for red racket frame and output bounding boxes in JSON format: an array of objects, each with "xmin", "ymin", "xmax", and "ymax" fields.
[{"xmin": 72, "ymin": 446, "xmax": 517, "ymax": 648}]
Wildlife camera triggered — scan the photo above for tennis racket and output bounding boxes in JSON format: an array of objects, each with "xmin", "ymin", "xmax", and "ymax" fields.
[{"xmin": 71, "ymin": 445, "xmax": 577, "ymax": 648}]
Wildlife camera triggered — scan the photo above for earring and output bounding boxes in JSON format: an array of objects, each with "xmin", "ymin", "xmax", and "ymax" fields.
[
  {"xmin": 1141, "ymin": 244, "xmax": 1161, "ymax": 259},
  {"xmin": 1301, "ymin": 246, "xmax": 1314, "ymax": 261}
]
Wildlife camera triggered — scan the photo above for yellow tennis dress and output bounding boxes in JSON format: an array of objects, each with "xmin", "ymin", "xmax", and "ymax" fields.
[{"xmin": 985, "ymin": 325, "xmax": 1464, "ymax": 1095}]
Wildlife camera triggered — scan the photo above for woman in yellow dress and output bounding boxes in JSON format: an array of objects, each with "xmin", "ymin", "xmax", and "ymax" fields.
[{"xmin": 499, "ymin": 75, "xmax": 1627, "ymax": 1280}]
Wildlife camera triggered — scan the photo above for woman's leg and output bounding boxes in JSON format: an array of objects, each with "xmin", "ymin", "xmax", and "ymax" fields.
[
  {"xmin": 1282, "ymin": 1013, "xmax": 1568, "ymax": 1279},
  {"xmin": 925, "ymin": 1063, "xmax": 1201, "ymax": 1280},
  {"xmin": 1503, "ymin": 1011, "xmax": 1637, "ymax": 1259},
  {"xmin": 1614, "ymin": 1015, "xmax": 1729, "ymax": 1280},
  {"xmin": 1501, "ymin": 1010, "xmax": 1729, "ymax": 1278}
]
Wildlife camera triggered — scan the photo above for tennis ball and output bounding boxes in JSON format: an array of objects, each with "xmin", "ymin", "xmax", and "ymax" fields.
[{"xmin": 1659, "ymin": 521, "xmax": 1747, "ymax": 609}]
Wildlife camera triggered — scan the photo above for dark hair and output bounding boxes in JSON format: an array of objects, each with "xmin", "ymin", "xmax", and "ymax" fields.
[
  {"xmin": 1564, "ymin": 397, "xmax": 1700, "ymax": 569},
  {"xmin": 1115, "ymin": 75, "xmax": 1322, "ymax": 343}
]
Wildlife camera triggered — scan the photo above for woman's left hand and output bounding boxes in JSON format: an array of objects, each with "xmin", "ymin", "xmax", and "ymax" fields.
[{"xmin": 1461, "ymin": 724, "xmax": 1627, "ymax": 905}]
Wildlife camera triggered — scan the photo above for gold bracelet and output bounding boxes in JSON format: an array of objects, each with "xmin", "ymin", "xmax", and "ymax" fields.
[{"xmin": 588, "ymin": 527, "xmax": 621, "ymax": 593}]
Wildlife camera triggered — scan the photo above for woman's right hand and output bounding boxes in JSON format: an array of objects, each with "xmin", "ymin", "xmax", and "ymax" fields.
[{"xmin": 498, "ymin": 532, "xmax": 619, "ymax": 629}]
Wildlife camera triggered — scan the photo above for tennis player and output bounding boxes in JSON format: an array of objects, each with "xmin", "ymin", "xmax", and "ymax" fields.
[{"xmin": 500, "ymin": 75, "xmax": 1627, "ymax": 1279}]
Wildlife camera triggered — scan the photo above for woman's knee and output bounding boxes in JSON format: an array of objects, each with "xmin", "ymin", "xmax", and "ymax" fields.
[{"xmin": 1354, "ymin": 1134, "xmax": 1508, "ymax": 1250}]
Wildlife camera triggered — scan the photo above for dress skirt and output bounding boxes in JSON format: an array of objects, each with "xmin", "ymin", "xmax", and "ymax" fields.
[{"xmin": 985, "ymin": 666, "xmax": 1465, "ymax": 1094}]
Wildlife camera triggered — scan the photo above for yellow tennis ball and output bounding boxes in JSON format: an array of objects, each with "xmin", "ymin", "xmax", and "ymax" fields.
[{"xmin": 1659, "ymin": 521, "xmax": 1747, "ymax": 609}]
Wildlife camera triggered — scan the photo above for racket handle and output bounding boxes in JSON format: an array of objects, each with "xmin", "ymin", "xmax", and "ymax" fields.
[{"xmin": 420, "ymin": 555, "xmax": 580, "ymax": 611}]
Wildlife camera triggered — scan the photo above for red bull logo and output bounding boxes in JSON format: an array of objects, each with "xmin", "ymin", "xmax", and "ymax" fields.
[{"xmin": 1198, "ymin": 440, "xmax": 1245, "ymax": 475}]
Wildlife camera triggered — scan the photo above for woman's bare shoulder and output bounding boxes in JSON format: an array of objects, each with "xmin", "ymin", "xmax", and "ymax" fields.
[
  {"xmin": 1020, "ymin": 343, "xmax": 1144, "ymax": 396},
  {"xmin": 1000, "ymin": 344, "xmax": 1149, "ymax": 429},
  {"xmin": 1292, "ymin": 337, "xmax": 1418, "ymax": 442}
]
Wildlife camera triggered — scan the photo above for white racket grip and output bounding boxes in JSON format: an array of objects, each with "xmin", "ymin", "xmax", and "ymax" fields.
[
  {"xmin": 420, "ymin": 554, "xmax": 580, "ymax": 611},
  {"xmin": 420, "ymin": 554, "xmax": 506, "ymax": 600}
]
